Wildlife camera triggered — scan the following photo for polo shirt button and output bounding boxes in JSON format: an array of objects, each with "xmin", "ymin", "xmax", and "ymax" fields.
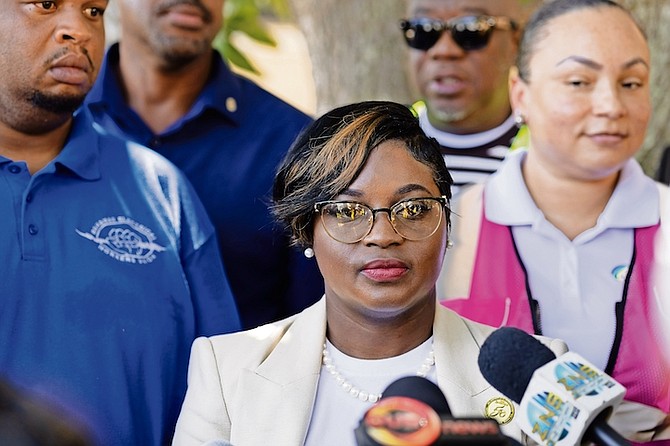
[
  {"xmin": 28, "ymin": 224, "xmax": 39, "ymax": 235},
  {"xmin": 150, "ymin": 137, "xmax": 161, "ymax": 148},
  {"xmin": 8, "ymin": 165, "xmax": 21, "ymax": 174},
  {"xmin": 25, "ymin": 193, "xmax": 33, "ymax": 203}
]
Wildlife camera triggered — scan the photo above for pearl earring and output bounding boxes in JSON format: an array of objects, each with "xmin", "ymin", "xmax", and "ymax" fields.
[
  {"xmin": 514, "ymin": 111, "xmax": 526, "ymax": 127},
  {"xmin": 304, "ymin": 247, "xmax": 315, "ymax": 259}
]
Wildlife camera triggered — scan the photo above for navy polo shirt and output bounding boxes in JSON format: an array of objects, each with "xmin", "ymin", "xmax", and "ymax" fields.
[
  {"xmin": 0, "ymin": 111, "xmax": 240, "ymax": 445},
  {"xmin": 85, "ymin": 45, "xmax": 324, "ymax": 329}
]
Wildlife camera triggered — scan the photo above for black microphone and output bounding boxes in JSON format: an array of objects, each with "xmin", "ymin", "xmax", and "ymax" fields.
[
  {"xmin": 354, "ymin": 376, "xmax": 518, "ymax": 445},
  {"xmin": 478, "ymin": 327, "xmax": 630, "ymax": 446}
]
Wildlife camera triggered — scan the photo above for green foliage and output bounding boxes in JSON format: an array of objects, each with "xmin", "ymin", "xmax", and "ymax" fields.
[{"xmin": 214, "ymin": 0, "xmax": 290, "ymax": 74}]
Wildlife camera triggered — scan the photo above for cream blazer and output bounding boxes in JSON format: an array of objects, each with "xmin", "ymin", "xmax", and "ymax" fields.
[{"xmin": 172, "ymin": 298, "xmax": 567, "ymax": 446}]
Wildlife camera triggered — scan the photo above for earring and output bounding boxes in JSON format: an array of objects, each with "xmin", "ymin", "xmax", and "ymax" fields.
[
  {"xmin": 514, "ymin": 111, "xmax": 526, "ymax": 127},
  {"xmin": 304, "ymin": 247, "xmax": 315, "ymax": 259}
]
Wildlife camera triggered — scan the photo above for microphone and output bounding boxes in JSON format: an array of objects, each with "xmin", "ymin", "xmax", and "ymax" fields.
[
  {"xmin": 478, "ymin": 327, "xmax": 630, "ymax": 446},
  {"xmin": 354, "ymin": 376, "xmax": 517, "ymax": 445}
]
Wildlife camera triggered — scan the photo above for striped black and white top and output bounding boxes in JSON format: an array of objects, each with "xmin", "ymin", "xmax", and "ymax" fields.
[{"xmin": 414, "ymin": 102, "xmax": 519, "ymax": 195}]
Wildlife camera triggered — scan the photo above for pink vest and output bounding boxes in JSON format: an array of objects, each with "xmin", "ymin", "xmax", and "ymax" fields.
[{"xmin": 442, "ymin": 212, "xmax": 670, "ymax": 413}]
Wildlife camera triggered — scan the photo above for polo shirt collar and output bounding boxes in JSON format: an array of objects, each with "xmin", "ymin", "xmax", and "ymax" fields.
[
  {"xmin": 485, "ymin": 149, "xmax": 659, "ymax": 230},
  {"xmin": 188, "ymin": 51, "xmax": 243, "ymax": 125},
  {"xmin": 0, "ymin": 111, "xmax": 100, "ymax": 180},
  {"xmin": 485, "ymin": 149, "xmax": 537, "ymax": 226},
  {"xmin": 47, "ymin": 111, "xmax": 101, "ymax": 181},
  {"xmin": 86, "ymin": 44, "xmax": 242, "ymax": 129}
]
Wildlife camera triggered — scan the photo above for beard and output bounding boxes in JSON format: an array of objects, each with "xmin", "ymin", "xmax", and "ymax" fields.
[
  {"xmin": 429, "ymin": 107, "xmax": 469, "ymax": 124},
  {"xmin": 152, "ymin": 34, "xmax": 213, "ymax": 69},
  {"xmin": 0, "ymin": 89, "xmax": 86, "ymax": 135},
  {"xmin": 150, "ymin": 0, "xmax": 215, "ymax": 69},
  {"xmin": 28, "ymin": 90, "xmax": 84, "ymax": 115}
]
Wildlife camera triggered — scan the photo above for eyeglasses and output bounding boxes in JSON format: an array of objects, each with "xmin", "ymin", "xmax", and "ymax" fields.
[
  {"xmin": 314, "ymin": 197, "xmax": 447, "ymax": 244},
  {"xmin": 400, "ymin": 15, "xmax": 517, "ymax": 52}
]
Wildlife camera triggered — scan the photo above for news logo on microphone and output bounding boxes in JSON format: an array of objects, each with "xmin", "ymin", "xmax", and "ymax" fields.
[
  {"xmin": 520, "ymin": 352, "xmax": 625, "ymax": 446},
  {"xmin": 354, "ymin": 376, "xmax": 518, "ymax": 446}
]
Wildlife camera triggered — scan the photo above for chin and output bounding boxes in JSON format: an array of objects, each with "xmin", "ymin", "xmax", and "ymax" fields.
[
  {"xmin": 428, "ymin": 104, "xmax": 469, "ymax": 124},
  {"xmin": 156, "ymin": 36, "xmax": 211, "ymax": 64},
  {"xmin": 29, "ymin": 90, "xmax": 85, "ymax": 115}
]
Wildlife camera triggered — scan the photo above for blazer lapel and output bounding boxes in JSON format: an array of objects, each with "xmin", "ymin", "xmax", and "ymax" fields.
[
  {"xmin": 232, "ymin": 298, "xmax": 328, "ymax": 445},
  {"xmin": 433, "ymin": 305, "xmax": 492, "ymax": 411},
  {"xmin": 432, "ymin": 306, "xmax": 524, "ymax": 437}
]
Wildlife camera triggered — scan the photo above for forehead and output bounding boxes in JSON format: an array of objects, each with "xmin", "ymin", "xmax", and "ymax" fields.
[
  {"xmin": 530, "ymin": 7, "xmax": 649, "ymax": 68},
  {"xmin": 408, "ymin": 0, "xmax": 523, "ymax": 17},
  {"xmin": 349, "ymin": 141, "xmax": 438, "ymax": 193}
]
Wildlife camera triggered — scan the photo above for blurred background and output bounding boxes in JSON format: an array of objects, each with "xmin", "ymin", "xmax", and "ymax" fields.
[{"xmin": 104, "ymin": 0, "xmax": 670, "ymax": 175}]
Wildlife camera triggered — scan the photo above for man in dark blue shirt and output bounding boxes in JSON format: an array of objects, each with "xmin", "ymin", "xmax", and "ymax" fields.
[
  {"xmin": 0, "ymin": 1, "xmax": 240, "ymax": 445},
  {"xmin": 86, "ymin": 0, "xmax": 324, "ymax": 329}
]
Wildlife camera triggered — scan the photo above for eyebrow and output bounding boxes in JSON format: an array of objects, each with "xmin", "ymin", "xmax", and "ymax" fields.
[
  {"xmin": 556, "ymin": 55, "xmax": 649, "ymax": 70},
  {"xmin": 410, "ymin": 6, "xmax": 489, "ymax": 16}
]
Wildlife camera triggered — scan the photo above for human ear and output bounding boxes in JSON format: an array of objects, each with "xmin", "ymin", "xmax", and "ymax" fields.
[{"xmin": 509, "ymin": 66, "xmax": 529, "ymax": 124}]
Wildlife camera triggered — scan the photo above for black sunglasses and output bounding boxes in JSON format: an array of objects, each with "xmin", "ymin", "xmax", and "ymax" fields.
[{"xmin": 400, "ymin": 15, "xmax": 518, "ymax": 51}]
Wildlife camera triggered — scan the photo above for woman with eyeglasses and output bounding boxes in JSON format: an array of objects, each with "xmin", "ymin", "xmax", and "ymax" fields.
[
  {"xmin": 438, "ymin": 0, "xmax": 670, "ymax": 442},
  {"xmin": 171, "ymin": 101, "xmax": 566, "ymax": 445}
]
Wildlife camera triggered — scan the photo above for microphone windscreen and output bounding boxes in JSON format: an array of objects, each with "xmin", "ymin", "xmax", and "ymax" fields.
[
  {"xmin": 381, "ymin": 376, "xmax": 451, "ymax": 416},
  {"xmin": 477, "ymin": 327, "xmax": 556, "ymax": 403}
]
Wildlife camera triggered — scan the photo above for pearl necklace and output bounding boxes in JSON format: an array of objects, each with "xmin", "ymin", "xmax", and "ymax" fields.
[{"xmin": 321, "ymin": 342, "xmax": 435, "ymax": 403}]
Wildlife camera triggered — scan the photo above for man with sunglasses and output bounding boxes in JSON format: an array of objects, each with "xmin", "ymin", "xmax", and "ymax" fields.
[{"xmin": 401, "ymin": 0, "xmax": 538, "ymax": 193}]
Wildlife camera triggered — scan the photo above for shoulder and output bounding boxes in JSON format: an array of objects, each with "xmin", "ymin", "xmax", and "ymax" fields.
[
  {"xmin": 193, "ymin": 298, "xmax": 325, "ymax": 374},
  {"xmin": 195, "ymin": 310, "xmax": 305, "ymax": 373},
  {"xmin": 436, "ymin": 305, "xmax": 568, "ymax": 357},
  {"xmin": 71, "ymin": 112, "xmax": 187, "ymax": 180},
  {"xmin": 90, "ymin": 119, "xmax": 211, "ymax": 224},
  {"xmin": 94, "ymin": 128, "xmax": 190, "ymax": 188},
  {"xmin": 231, "ymin": 73, "xmax": 312, "ymax": 126}
]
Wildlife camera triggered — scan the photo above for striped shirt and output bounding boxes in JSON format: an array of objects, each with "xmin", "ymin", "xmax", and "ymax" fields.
[{"xmin": 413, "ymin": 101, "xmax": 518, "ymax": 195}]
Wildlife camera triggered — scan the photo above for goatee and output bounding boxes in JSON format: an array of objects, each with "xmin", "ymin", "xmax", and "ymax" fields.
[{"xmin": 28, "ymin": 90, "xmax": 84, "ymax": 115}]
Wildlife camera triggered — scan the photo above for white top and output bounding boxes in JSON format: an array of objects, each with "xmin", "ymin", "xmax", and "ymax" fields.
[
  {"xmin": 485, "ymin": 149, "xmax": 660, "ymax": 369},
  {"xmin": 304, "ymin": 337, "xmax": 436, "ymax": 446}
]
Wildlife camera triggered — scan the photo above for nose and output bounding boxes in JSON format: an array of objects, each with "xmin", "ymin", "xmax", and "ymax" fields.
[
  {"xmin": 592, "ymin": 80, "xmax": 626, "ymax": 118},
  {"xmin": 363, "ymin": 209, "xmax": 403, "ymax": 247},
  {"xmin": 427, "ymin": 30, "xmax": 467, "ymax": 59},
  {"xmin": 54, "ymin": 6, "xmax": 93, "ymax": 45}
]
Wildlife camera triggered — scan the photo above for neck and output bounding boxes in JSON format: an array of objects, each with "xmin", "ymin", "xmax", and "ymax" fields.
[
  {"xmin": 325, "ymin": 297, "xmax": 435, "ymax": 359},
  {"xmin": 522, "ymin": 152, "xmax": 619, "ymax": 240},
  {"xmin": 427, "ymin": 104, "xmax": 512, "ymax": 135},
  {"xmin": 117, "ymin": 42, "xmax": 213, "ymax": 134},
  {"xmin": 0, "ymin": 118, "xmax": 72, "ymax": 174}
]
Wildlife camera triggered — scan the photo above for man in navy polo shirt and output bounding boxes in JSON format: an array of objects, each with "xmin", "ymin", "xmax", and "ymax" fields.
[
  {"xmin": 85, "ymin": 0, "xmax": 324, "ymax": 329},
  {"xmin": 0, "ymin": 1, "xmax": 240, "ymax": 445}
]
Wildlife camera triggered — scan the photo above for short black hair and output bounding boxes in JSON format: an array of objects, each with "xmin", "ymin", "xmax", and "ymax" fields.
[{"xmin": 272, "ymin": 100, "xmax": 453, "ymax": 247}]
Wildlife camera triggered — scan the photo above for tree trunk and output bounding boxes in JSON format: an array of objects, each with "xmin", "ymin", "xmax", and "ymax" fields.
[
  {"xmin": 288, "ymin": 0, "xmax": 412, "ymax": 115},
  {"xmin": 620, "ymin": 0, "xmax": 670, "ymax": 174},
  {"xmin": 103, "ymin": 1, "xmax": 670, "ymax": 175},
  {"xmin": 290, "ymin": 0, "xmax": 670, "ymax": 175}
]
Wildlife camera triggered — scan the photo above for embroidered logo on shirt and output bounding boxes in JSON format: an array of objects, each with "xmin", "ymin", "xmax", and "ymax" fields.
[
  {"xmin": 611, "ymin": 265, "xmax": 629, "ymax": 282},
  {"xmin": 76, "ymin": 216, "xmax": 166, "ymax": 264}
]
